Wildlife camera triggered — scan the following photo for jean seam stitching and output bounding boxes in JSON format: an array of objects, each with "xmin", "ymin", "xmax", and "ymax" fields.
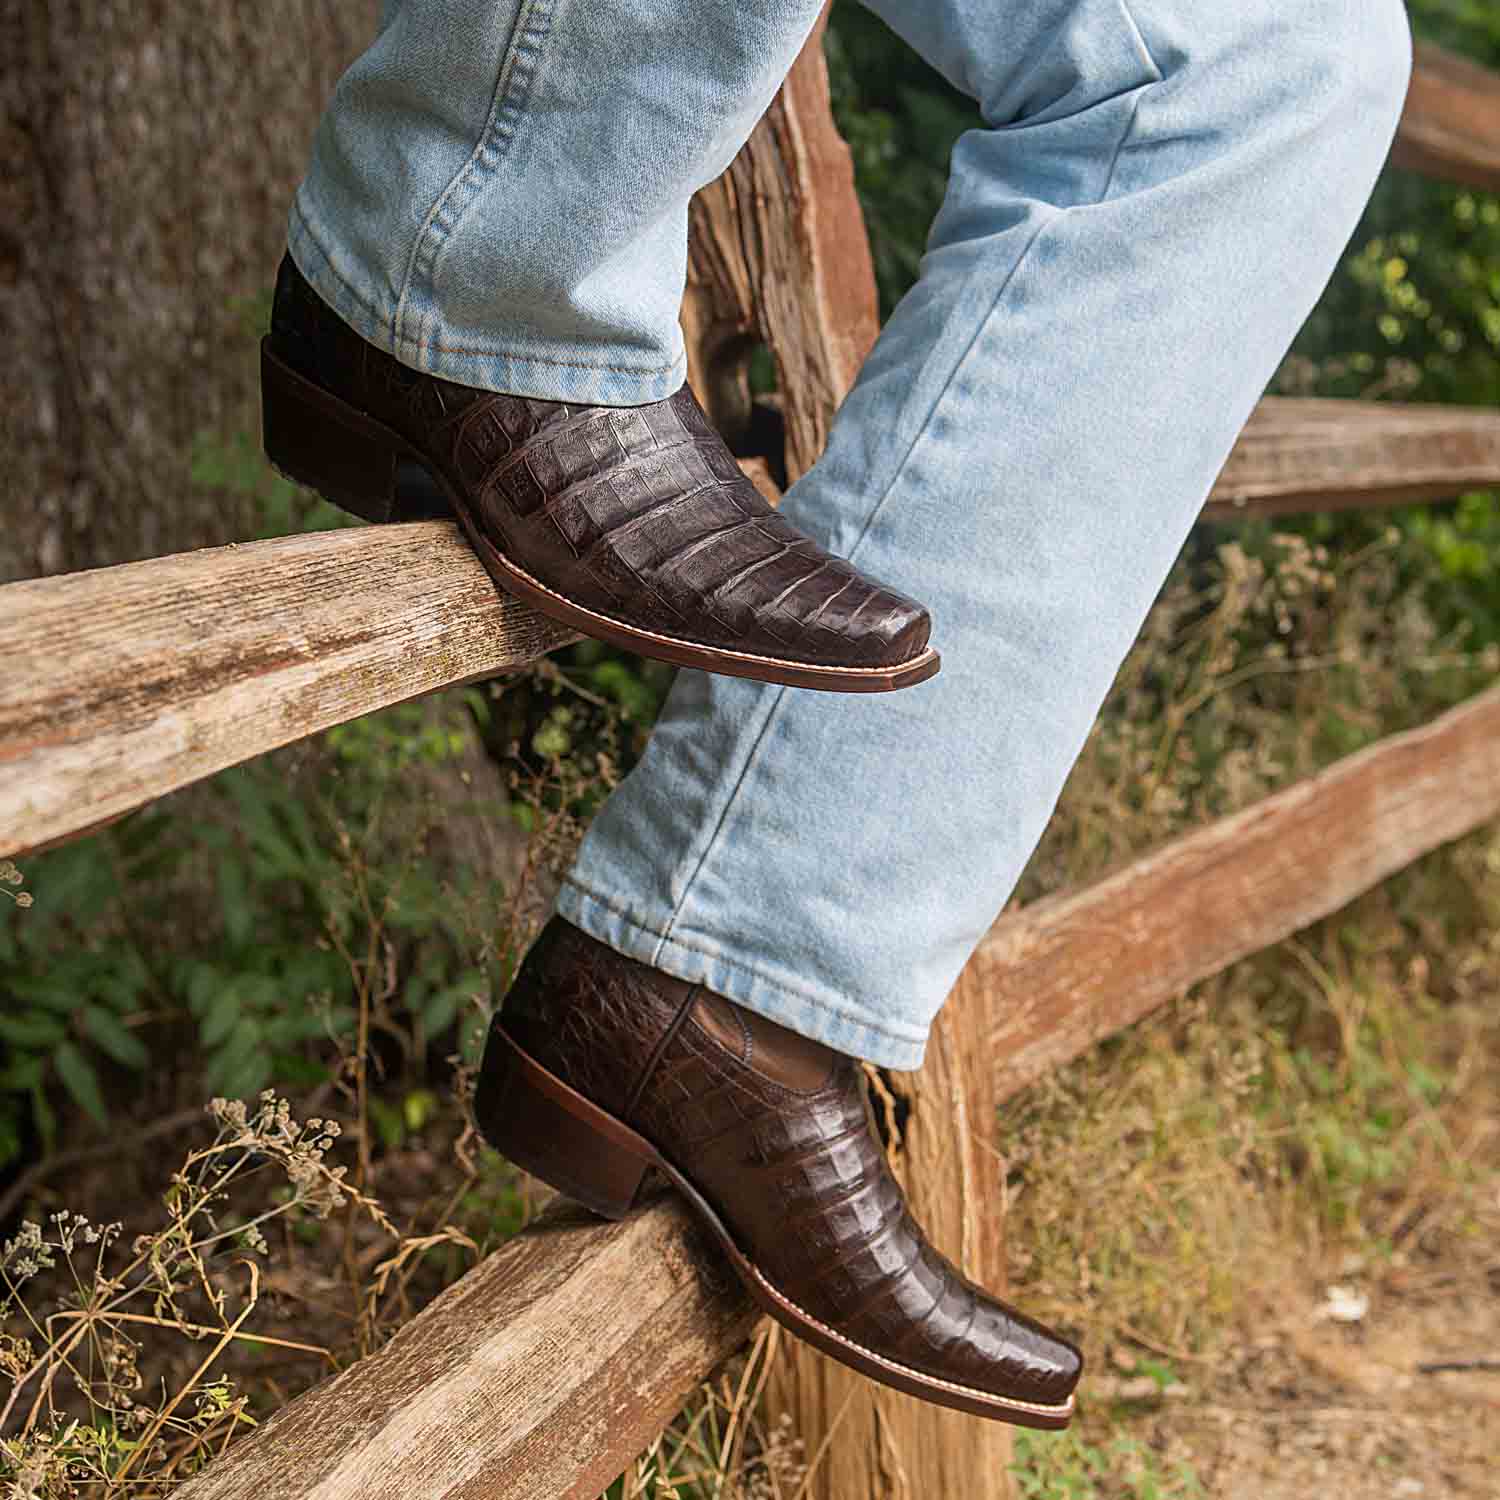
[
  {"xmin": 561, "ymin": 878, "xmax": 928, "ymax": 1049},
  {"xmin": 1116, "ymin": 1, "xmax": 1165, "ymax": 89},
  {"xmin": 839, "ymin": 65, "xmax": 1156, "ymax": 572},
  {"xmin": 392, "ymin": 0, "xmax": 553, "ymax": 356},
  {"xmin": 619, "ymin": 86, "xmax": 1154, "ymax": 1014},
  {"xmin": 1102, "ymin": 4, "xmax": 1162, "ymax": 200},
  {"xmin": 643, "ymin": 685, "xmax": 791, "ymax": 964},
  {"xmin": 831, "ymin": 208, "xmax": 1061, "ymax": 579},
  {"xmin": 1098, "ymin": 88, "xmax": 1150, "ymax": 203},
  {"xmin": 419, "ymin": 0, "xmax": 556, "ymax": 356}
]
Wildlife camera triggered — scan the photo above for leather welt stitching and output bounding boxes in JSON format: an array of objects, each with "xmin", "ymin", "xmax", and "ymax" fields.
[
  {"xmin": 471, "ymin": 521, "xmax": 933, "ymax": 673},
  {"xmin": 749, "ymin": 1267, "xmax": 1074, "ymax": 1417}
]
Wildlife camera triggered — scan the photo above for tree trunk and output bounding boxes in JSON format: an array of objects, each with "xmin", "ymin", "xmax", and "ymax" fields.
[
  {"xmin": 0, "ymin": 0, "xmax": 377, "ymax": 584},
  {"xmin": 684, "ymin": 17, "xmax": 1015, "ymax": 1498}
]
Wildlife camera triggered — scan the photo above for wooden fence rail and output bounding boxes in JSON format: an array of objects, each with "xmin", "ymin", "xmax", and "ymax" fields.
[
  {"xmin": 173, "ymin": 1198, "xmax": 756, "ymax": 1500},
  {"xmin": 1391, "ymin": 40, "xmax": 1500, "ymax": 194},
  {"xmin": 983, "ymin": 680, "xmax": 1500, "ymax": 1100},
  {"xmin": 0, "ymin": 525, "xmax": 574, "ymax": 860},
  {"xmin": 1203, "ymin": 397, "xmax": 1500, "ymax": 520},
  {"xmin": 6, "ymin": 397, "xmax": 1499, "ymax": 864},
  {"xmin": 4, "ymin": 26, "xmax": 1500, "ymax": 1500}
]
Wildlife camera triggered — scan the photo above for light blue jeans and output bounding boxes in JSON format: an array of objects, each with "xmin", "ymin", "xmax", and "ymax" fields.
[{"xmin": 293, "ymin": 0, "xmax": 1412, "ymax": 1069}]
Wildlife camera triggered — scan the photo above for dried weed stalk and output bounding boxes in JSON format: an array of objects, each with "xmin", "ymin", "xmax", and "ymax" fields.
[{"xmin": 0, "ymin": 1093, "xmax": 372, "ymax": 1496}]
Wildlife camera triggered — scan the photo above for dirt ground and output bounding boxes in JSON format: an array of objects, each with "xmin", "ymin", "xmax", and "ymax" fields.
[{"xmin": 1082, "ymin": 1262, "xmax": 1499, "ymax": 1498}]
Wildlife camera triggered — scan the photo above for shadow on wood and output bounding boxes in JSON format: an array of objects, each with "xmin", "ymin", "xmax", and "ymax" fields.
[{"xmin": 0, "ymin": 522, "xmax": 576, "ymax": 861}]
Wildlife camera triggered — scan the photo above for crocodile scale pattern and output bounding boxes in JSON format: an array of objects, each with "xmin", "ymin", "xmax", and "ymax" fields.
[
  {"xmin": 499, "ymin": 918, "xmax": 1083, "ymax": 1409},
  {"xmin": 269, "ymin": 256, "xmax": 931, "ymax": 671}
]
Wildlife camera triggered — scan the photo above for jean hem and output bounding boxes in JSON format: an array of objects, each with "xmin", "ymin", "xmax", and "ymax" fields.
[
  {"xmin": 555, "ymin": 878, "xmax": 930, "ymax": 1072},
  {"xmin": 287, "ymin": 198, "xmax": 688, "ymax": 405}
]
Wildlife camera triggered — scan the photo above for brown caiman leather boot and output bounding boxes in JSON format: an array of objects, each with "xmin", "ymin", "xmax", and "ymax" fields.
[
  {"xmin": 261, "ymin": 254, "xmax": 938, "ymax": 693},
  {"xmin": 473, "ymin": 917, "xmax": 1082, "ymax": 1428}
]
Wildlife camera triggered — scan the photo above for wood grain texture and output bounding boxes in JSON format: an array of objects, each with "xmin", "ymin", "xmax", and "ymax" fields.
[
  {"xmin": 1204, "ymin": 397, "xmax": 1500, "ymax": 519},
  {"xmin": 0, "ymin": 521, "xmax": 576, "ymax": 859},
  {"xmin": 173, "ymin": 1195, "xmax": 757, "ymax": 1500},
  {"xmin": 981, "ymin": 681, "xmax": 1500, "ymax": 1102},
  {"xmin": 1391, "ymin": 42, "xmax": 1500, "ymax": 194}
]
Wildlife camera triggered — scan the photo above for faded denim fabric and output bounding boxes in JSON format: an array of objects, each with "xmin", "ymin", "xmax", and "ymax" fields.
[
  {"xmin": 294, "ymin": 0, "xmax": 1412, "ymax": 1067},
  {"xmin": 292, "ymin": 0, "xmax": 828, "ymax": 402}
]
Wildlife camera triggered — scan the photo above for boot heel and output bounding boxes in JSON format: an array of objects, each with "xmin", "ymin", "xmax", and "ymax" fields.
[
  {"xmin": 473, "ymin": 1023, "xmax": 657, "ymax": 1221},
  {"xmin": 260, "ymin": 338, "xmax": 445, "ymax": 524}
]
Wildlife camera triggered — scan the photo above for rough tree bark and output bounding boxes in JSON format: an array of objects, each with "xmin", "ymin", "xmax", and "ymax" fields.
[{"xmin": 0, "ymin": 0, "xmax": 377, "ymax": 584}]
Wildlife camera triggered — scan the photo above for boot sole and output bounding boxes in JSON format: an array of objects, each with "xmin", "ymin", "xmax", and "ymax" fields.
[
  {"xmin": 473, "ymin": 1021, "xmax": 1077, "ymax": 1429},
  {"xmin": 260, "ymin": 340, "xmax": 941, "ymax": 694}
]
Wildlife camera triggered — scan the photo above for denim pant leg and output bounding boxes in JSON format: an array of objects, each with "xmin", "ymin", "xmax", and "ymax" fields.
[
  {"xmin": 558, "ymin": 0, "xmax": 1413, "ymax": 1068},
  {"xmin": 289, "ymin": 0, "xmax": 826, "ymax": 404}
]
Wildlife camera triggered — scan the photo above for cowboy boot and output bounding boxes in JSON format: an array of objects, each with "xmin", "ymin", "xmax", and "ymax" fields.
[
  {"xmin": 472, "ymin": 917, "xmax": 1081, "ymax": 1428},
  {"xmin": 261, "ymin": 255, "xmax": 938, "ymax": 693}
]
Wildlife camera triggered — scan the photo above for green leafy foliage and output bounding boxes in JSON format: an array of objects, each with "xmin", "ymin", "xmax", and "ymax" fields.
[
  {"xmin": 1011, "ymin": 1431, "xmax": 1204, "ymax": 1499},
  {"xmin": 0, "ymin": 818, "xmax": 177, "ymax": 1151},
  {"xmin": 474, "ymin": 642, "xmax": 676, "ymax": 829},
  {"xmin": 0, "ymin": 695, "xmax": 509, "ymax": 1173},
  {"xmin": 173, "ymin": 768, "xmax": 356, "ymax": 1099}
]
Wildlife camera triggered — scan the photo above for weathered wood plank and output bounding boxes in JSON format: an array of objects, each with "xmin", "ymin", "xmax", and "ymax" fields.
[
  {"xmin": 174, "ymin": 1195, "xmax": 758, "ymax": 1500},
  {"xmin": 981, "ymin": 681, "xmax": 1500, "ymax": 1101},
  {"xmin": 0, "ymin": 521, "xmax": 577, "ymax": 860},
  {"xmin": 1392, "ymin": 42, "xmax": 1500, "ymax": 195},
  {"xmin": 1204, "ymin": 397, "xmax": 1500, "ymax": 520}
]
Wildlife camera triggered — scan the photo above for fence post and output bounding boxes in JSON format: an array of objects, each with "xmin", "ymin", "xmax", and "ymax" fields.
[
  {"xmin": 683, "ymin": 13, "xmax": 1015, "ymax": 1494},
  {"xmin": 763, "ymin": 977, "xmax": 1014, "ymax": 1500}
]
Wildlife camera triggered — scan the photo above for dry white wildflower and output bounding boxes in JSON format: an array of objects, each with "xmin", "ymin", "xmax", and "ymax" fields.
[
  {"xmin": 208, "ymin": 1097, "xmax": 250, "ymax": 1130},
  {"xmin": 2, "ymin": 1221, "xmax": 57, "ymax": 1284}
]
